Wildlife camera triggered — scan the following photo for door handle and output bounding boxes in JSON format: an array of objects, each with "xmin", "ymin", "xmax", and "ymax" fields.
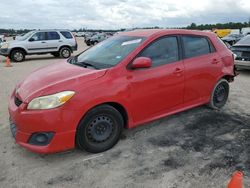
[
  {"xmin": 58, "ymin": 40, "xmax": 63, "ymax": 42},
  {"xmin": 41, "ymin": 41, "xmax": 46, "ymax": 43},
  {"xmin": 211, "ymin": 58, "xmax": 220, "ymax": 64},
  {"xmin": 173, "ymin": 68, "xmax": 183, "ymax": 74}
]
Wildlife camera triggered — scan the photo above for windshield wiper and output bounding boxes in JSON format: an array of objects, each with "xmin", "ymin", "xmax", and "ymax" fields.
[{"xmin": 75, "ymin": 61, "xmax": 99, "ymax": 70}]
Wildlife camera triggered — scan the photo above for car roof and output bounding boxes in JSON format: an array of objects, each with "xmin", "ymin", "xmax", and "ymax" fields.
[
  {"xmin": 32, "ymin": 29, "xmax": 72, "ymax": 32},
  {"xmin": 119, "ymin": 29, "xmax": 216, "ymax": 38}
]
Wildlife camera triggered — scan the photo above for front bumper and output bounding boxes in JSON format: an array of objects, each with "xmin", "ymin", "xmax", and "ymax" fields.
[
  {"xmin": 8, "ymin": 92, "xmax": 77, "ymax": 154},
  {"xmin": 235, "ymin": 60, "xmax": 250, "ymax": 70},
  {"xmin": 0, "ymin": 48, "xmax": 10, "ymax": 56}
]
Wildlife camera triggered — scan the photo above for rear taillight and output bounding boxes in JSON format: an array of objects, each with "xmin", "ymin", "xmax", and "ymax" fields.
[{"xmin": 74, "ymin": 35, "xmax": 77, "ymax": 44}]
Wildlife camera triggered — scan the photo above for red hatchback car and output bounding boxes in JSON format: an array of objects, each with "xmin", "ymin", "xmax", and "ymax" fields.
[{"xmin": 9, "ymin": 29, "xmax": 236, "ymax": 154}]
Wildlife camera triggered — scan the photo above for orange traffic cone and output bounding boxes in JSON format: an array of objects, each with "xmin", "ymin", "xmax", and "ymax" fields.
[
  {"xmin": 227, "ymin": 171, "xmax": 243, "ymax": 188},
  {"xmin": 5, "ymin": 57, "xmax": 12, "ymax": 67}
]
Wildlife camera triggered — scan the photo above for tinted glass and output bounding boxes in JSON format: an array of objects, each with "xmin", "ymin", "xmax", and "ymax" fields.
[
  {"xmin": 31, "ymin": 32, "xmax": 46, "ymax": 41},
  {"xmin": 76, "ymin": 36, "xmax": 145, "ymax": 68},
  {"xmin": 139, "ymin": 37, "xmax": 179, "ymax": 67},
  {"xmin": 47, "ymin": 32, "xmax": 60, "ymax": 40},
  {"xmin": 60, "ymin": 31, "xmax": 73, "ymax": 39},
  {"xmin": 183, "ymin": 36, "xmax": 211, "ymax": 58}
]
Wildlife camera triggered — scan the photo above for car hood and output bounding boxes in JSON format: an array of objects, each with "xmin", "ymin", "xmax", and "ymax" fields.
[
  {"xmin": 16, "ymin": 61, "xmax": 107, "ymax": 102},
  {"xmin": 3, "ymin": 40, "xmax": 26, "ymax": 47}
]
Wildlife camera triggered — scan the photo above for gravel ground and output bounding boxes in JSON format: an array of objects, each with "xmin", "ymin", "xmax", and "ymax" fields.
[{"xmin": 0, "ymin": 37, "xmax": 250, "ymax": 187}]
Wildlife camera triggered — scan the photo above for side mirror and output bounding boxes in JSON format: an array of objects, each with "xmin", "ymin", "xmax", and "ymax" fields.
[
  {"xmin": 29, "ymin": 38, "xmax": 35, "ymax": 42},
  {"xmin": 131, "ymin": 57, "xmax": 152, "ymax": 69}
]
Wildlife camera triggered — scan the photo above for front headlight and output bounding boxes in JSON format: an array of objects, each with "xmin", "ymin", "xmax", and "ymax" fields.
[
  {"xmin": 27, "ymin": 91, "xmax": 75, "ymax": 110},
  {"xmin": 1, "ymin": 42, "xmax": 9, "ymax": 49}
]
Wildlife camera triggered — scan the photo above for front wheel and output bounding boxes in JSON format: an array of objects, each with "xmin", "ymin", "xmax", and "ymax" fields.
[
  {"xmin": 76, "ymin": 105, "xmax": 123, "ymax": 153},
  {"xmin": 208, "ymin": 79, "xmax": 229, "ymax": 109},
  {"xmin": 10, "ymin": 49, "xmax": 25, "ymax": 62}
]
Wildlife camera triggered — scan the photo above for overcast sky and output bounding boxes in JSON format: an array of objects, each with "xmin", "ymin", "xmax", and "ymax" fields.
[{"xmin": 0, "ymin": 0, "xmax": 250, "ymax": 29}]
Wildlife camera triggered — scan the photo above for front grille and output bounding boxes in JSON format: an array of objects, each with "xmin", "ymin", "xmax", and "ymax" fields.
[
  {"xmin": 242, "ymin": 51, "xmax": 250, "ymax": 58},
  {"xmin": 14, "ymin": 96, "xmax": 22, "ymax": 107}
]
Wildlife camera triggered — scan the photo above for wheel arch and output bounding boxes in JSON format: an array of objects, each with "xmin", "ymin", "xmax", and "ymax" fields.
[
  {"xmin": 77, "ymin": 101, "xmax": 129, "ymax": 131},
  {"xmin": 59, "ymin": 45, "xmax": 73, "ymax": 52},
  {"xmin": 10, "ymin": 47, "xmax": 27, "ymax": 56},
  {"xmin": 221, "ymin": 74, "xmax": 234, "ymax": 83}
]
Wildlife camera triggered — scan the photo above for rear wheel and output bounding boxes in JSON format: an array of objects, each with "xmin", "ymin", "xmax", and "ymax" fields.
[
  {"xmin": 10, "ymin": 49, "xmax": 25, "ymax": 62},
  {"xmin": 59, "ymin": 47, "xmax": 71, "ymax": 58},
  {"xmin": 209, "ymin": 79, "xmax": 229, "ymax": 109},
  {"xmin": 76, "ymin": 105, "xmax": 123, "ymax": 153}
]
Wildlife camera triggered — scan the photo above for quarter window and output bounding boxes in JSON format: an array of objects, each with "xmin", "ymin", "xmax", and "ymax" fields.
[
  {"xmin": 139, "ymin": 37, "xmax": 179, "ymax": 67},
  {"xmin": 60, "ymin": 31, "xmax": 73, "ymax": 39},
  {"xmin": 47, "ymin": 32, "xmax": 60, "ymax": 40},
  {"xmin": 183, "ymin": 36, "xmax": 211, "ymax": 58}
]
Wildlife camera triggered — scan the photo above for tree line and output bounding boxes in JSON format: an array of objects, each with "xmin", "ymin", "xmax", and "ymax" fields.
[
  {"xmin": 186, "ymin": 22, "xmax": 250, "ymax": 30},
  {"xmin": 1, "ymin": 22, "xmax": 250, "ymax": 35}
]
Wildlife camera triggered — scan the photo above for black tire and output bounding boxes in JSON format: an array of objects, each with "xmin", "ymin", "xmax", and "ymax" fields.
[
  {"xmin": 208, "ymin": 79, "xmax": 229, "ymax": 109},
  {"xmin": 76, "ymin": 105, "xmax": 123, "ymax": 153},
  {"xmin": 59, "ymin": 47, "xmax": 71, "ymax": 58},
  {"xmin": 10, "ymin": 49, "xmax": 25, "ymax": 62},
  {"xmin": 51, "ymin": 52, "xmax": 60, "ymax": 57}
]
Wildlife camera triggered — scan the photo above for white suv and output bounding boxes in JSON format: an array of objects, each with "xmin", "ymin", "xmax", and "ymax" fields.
[{"xmin": 0, "ymin": 30, "xmax": 77, "ymax": 62}]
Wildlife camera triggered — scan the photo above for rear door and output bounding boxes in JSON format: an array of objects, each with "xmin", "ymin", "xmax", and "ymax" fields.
[
  {"xmin": 45, "ymin": 31, "xmax": 61, "ymax": 52},
  {"xmin": 182, "ymin": 35, "xmax": 221, "ymax": 104},
  {"xmin": 25, "ymin": 32, "xmax": 47, "ymax": 53},
  {"xmin": 128, "ymin": 36, "xmax": 184, "ymax": 123}
]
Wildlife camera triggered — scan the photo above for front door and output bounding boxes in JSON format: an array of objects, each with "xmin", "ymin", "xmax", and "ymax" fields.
[{"xmin": 26, "ymin": 32, "xmax": 47, "ymax": 54}]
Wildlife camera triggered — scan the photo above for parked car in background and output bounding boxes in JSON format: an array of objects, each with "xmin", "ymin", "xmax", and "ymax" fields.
[
  {"xmin": 242, "ymin": 27, "xmax": 250, "ymax": 36},
  {"xmin": 8, "ymin": 29, "xmax": 236, "ymax": 154},
  {"xmin": 85, "ymin": 33, "xmax": 107, "ymax": 46},
  {"xmin": 75, "ymin": 32, "xmax": 85, "ymax": 37},
  {"xmin": 231, "ymin": 35, "xmax": 250, "ymax": 69},
  {"xmin": 0, "ymin": 30, "xmax": 77, "ymax": 62},
  {"xmin": 84, "ymin": 32, "xmax": 95, "ymax": 43},
  {"xmin": 222, "ymin": 34, "xmax": 244, "ymax": 47}
]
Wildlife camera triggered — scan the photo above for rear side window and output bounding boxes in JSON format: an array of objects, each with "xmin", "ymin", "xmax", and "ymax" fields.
[
  {"xmin": 139, "ymin": 36, "xmax": 179, "ymax": 67},
  {"xmin": 183, "ymin": 36, "xmax": 211, "ymax": 58},
  {"xmin": 60, "ymin": 31, "xmax": 73, "ymax": 39},
  {"xmin": 47, "ymin": 32, "xmax": 60, "ymax": 40}
]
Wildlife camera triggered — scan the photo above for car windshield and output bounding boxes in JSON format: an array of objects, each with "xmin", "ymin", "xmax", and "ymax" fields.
[
  {"xmin": 73, "ymin": 35, "xmax": 146, "ymax": 69},
  {"xmin": 234, "ymin": 35, "xmax": 250, "ymax": 46},
  {"xmin": 17, "ymin": 31, "xmax": 35, "ymax": 41}
]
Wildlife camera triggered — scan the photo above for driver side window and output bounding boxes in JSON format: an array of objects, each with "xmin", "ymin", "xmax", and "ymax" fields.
[
  {"xmin": 30, "ymin": 32, "xmax": 46, "ymax": 41},
  {"xmin": 139, "ymin": 36, "xmax": 179, "ymax": 67}
]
